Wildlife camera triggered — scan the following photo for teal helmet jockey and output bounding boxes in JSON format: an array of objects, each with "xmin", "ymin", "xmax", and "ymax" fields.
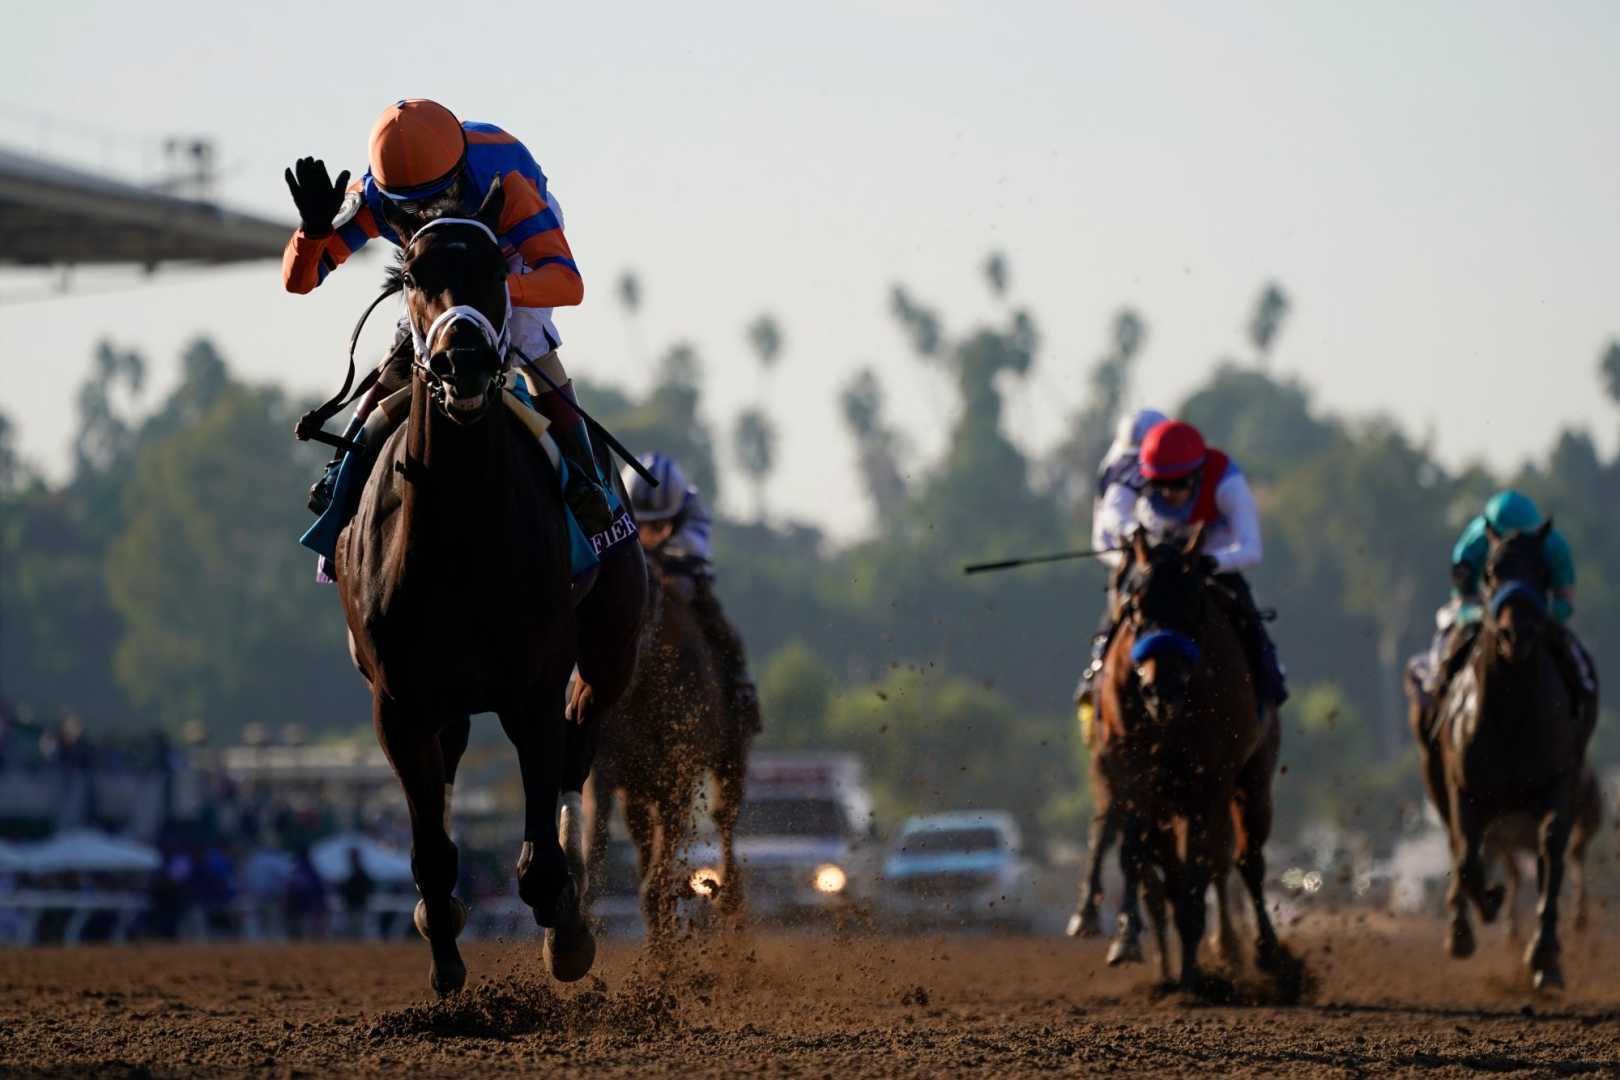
[
  {"xmin": 1451, "ymin": 489, "xmax": 1575, "ymax": 623},
  {"xmin": 1483, "ymin": 489, "xmax": 1543, "ymax": 534}
]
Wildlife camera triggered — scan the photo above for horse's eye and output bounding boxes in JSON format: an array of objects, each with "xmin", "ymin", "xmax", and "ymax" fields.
[{"xmin": 401, "ymin": 272, "xmax": 416, "ymax": 290}]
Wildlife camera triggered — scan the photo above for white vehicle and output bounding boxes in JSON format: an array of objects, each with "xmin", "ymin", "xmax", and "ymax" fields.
[
  {"xmin": 733, "ymin": 753, "xmax": 877, "ymax": 917},
  {"xmin": 880, "ymin": 811, "xmax": 1036, "ymax": 931}
]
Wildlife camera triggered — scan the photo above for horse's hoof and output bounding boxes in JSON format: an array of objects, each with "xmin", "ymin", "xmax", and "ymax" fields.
[
  {"xmin": 1447, "ymin": 920, "xmax": 1476, "ymax": 959},
  {"xmin": 414, "ymin": 897, "xmax": 469, "ymax": 942},
  {"xmin": 1479, "ymin": 884, "xmax": 1505, "ymax": 924},
  {"xmin": 1067, "ymin": 906, "xmax": 1103, "ymax": 938},
  {"xmin": 430, "ymin": 947, "xmax": 467, "ymax": 997},
  {"xmin": 1532, "ymin": 964, "xmax": 1564, "ymax": 992},
  {"xmin": 544, "ymin": 921, "xmax": 598, "ymax": 983},
  {"xmin": 1106, "ymin": 937, "xmax": 1144, "ymax": 967}
]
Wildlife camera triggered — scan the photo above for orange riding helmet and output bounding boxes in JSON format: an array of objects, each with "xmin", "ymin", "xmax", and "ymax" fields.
[{"xmin": 367, "ymin": 99, "xmax": 467, "ymax": 201}]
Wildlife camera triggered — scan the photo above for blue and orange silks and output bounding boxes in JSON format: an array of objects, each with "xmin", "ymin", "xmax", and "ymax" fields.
[{"xmin": 282, "ymin": 122, "xmax": 581, "ymax": 314}]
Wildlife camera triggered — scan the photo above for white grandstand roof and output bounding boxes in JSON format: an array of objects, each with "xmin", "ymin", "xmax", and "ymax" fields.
[{"xmin": 0, "ymin": 145, "xmax": 289, "ymax": 267}]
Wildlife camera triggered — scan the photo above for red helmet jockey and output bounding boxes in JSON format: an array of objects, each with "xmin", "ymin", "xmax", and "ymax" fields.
[{"xmin": 1138, "ymin": 420, "xmax": 1208, "ymax": 481}]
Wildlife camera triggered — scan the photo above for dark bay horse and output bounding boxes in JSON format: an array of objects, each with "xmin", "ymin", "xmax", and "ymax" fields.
[
  {"xmin": 1427, "ymin": 521, "xmax": 1594, "ymax": 988},
  {"xmin": 1092, "ymin": 528, "xmax": 1283, "ymax": 990},
  {"xmin": 334, "ymin": 180, "xmax": 646, "ymax": 994},
  {"xmin": 585, "ymin": 562, "xmax": 751, "ymax": 939}
]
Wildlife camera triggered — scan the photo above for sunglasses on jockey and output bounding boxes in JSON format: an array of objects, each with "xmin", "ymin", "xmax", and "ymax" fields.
[{"xmin": 1148, "ymin": 474, "xmax": 1196, "ymax": 493}]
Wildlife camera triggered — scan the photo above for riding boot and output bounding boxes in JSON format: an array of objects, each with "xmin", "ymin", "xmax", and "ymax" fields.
[
  {"xmin": 1551, "ymin": 624, "xmax": 1598, "ymax": 728},
  {"xmin": 1215, "ymin": 573, "xmax": 1288, "ymax": 706},
  {"xmin": 689, "ymin": 576, "xmax": 761, "ymax": 737},
  {"xmin": 307, "ymin": 414, "xmax": 365, "ymax": 515},
  {"xmin": 308, "ymin": 329, "xmax": 413, "ymax": 516},
  {"xmin": 551, "ymin": 421, "xmax": 617, "ymax": 543}
]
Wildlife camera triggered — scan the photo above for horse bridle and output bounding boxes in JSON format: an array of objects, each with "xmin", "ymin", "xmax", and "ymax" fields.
[{"xmin": 402, "ymin": 217, "xmax": 513, "ymax": 409}]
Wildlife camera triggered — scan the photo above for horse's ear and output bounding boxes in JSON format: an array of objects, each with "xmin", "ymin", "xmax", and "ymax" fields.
[
  {"xmin": 474, "ymin": 176, "xmax": 505, "ymax": 233},
  {"xmin": 1131, "ymin": 528, "xmax": 1149, "ymax": 566},
  {"xmin": 1536, "ymin": 518, "xmax": 1554, "ymax": 543},
  {"xmin": 1181, "ymin": 521, "xmax": 1206, "ymax": 558}
]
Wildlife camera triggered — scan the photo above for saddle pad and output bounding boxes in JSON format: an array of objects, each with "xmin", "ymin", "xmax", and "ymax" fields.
[{"xmin": 299, "ymin": 387, "xmax": 634, "ymax": 580}]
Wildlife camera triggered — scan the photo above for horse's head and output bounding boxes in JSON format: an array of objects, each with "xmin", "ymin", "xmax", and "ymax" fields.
[
  {"xmin": 1482, "ymin": 518, "xmax": 1554, "ymax": 665},
  {"xmin": 395, "ymin": 179, "xmax": 511, "ymax": 423},
  {"xmin": 1120, "ymin": 524, "xmax": 1210, "ymax": 723}
]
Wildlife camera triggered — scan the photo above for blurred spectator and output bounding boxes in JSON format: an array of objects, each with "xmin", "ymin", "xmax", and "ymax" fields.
[
  {"xmin": 284, "ymin": 849, "xmax": 327, "ymax": 940},
  {"xmin": 338, "ymin": 846, "xmax": 374, "ymax": 940}
]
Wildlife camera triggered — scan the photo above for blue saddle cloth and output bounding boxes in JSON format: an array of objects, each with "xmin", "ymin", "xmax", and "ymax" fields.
[{"xmin": 299, "ymin": 385, "xmax": 630, "ymax": 580}]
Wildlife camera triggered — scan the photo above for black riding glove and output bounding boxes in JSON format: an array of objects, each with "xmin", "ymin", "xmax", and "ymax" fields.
[
  {"xmin": 284, "ymin": 157, "xmax": 351, "ymax": 237},
  {"xmin": 1198, "ymin": 554, "xmax": 1221, "ymax": 577}
]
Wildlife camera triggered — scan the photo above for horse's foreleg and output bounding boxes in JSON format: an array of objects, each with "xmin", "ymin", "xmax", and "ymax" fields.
[
  {"xmin": 374, "ymin": 695, "xmax": 464, "ymax": 996},
  {"xmin": 1209, "ymin": 871, "xmax": 1240, "ymax": 969},
  {"xmin": 438, "ymin": 715, "xmax": 471, "ymax": 837},
  {"xmin": 498, "ymin": 698, "xmax": 595, "ymax": 981},
  {"xmin": 1105, "ymin": 810, "xmax": 1146, "ymax": 967},
  {"xmin": 623, "ymin": 793, "xmax": 666, "ymax": 941},
  {"xmin": 1141, "ymin": 864, "xmax": 1170, "ymax": 983},
  {"xmin": 1527, "ymin": 804, "xmax": 1572, "ymax": 989},
  {"xmin": 581, "ymin": 771, "xmax": 613, "ymax": 914},
  {"xmin": 1445, "ymin": 790, "xmax": 1499, "ymax": 958},
  {"xmin": 712, "ymin": 760, "xmax": 747, "ymax": 920},
  {"xmin": 1068, "ymin": 800, "xmax": 1116, "ymax": 939},
  {"xmin": 1233, "ymin": 786, "xmax": 1282, "ymax": 971}
]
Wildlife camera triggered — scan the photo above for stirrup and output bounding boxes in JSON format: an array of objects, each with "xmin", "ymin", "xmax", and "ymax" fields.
[{"xmin": 308, "ymin": 461, "xmax": 341, "ymax": 516}]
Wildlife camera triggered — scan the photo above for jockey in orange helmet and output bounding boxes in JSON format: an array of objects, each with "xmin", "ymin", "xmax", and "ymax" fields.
[
  {"xmin": 283, "ymin": 99, "xmax": 613, "ymax": 540},
  {"xmin": 1100, "ymin": 419, "xmax": 1287, "ymax": 708}
]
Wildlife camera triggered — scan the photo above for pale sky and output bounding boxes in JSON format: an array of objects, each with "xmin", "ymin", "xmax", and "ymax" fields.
[{"xmin": 3, "ymin": 1, "xmax": 1617, "ymax": 540}]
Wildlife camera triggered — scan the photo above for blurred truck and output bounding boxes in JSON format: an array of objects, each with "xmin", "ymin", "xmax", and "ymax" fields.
[{"xmin": 732, "ymin": 753, "xmax": 878, "ymax": 919}]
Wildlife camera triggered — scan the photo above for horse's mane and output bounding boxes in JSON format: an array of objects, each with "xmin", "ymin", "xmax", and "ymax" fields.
[{"xmin": 382, "ymin": 248, "xmax": 406, "ymax": 294}]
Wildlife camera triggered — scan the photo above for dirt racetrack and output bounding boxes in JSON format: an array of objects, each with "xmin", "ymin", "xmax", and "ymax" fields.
[{"xmin": 3, "ymin": 912, "xmax": 1619, "ymax": 1077}]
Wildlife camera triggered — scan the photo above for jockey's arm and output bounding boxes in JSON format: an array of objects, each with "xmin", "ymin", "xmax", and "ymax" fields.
[
  {"xmin": 282, "ymin": 179, "xmax": 377, "ymax": 294},
  {"xmin": 1547, "ymin": 528, "xmax": 1577, "ymax": 622},
  {"xmin": 1449, "ymin": 516, "xmax": 1488, "ymax": 600},
  {"xmin": 1092, "ymin": 481, "xmax": 1138, "ymax": 570},
  {"xmin": 1207, "ymin": 471, "xmax": 1262, "ymax": 574},
  {"xmin": 498, "ymin": 171, "xmax": 583, "ymax": 310}
]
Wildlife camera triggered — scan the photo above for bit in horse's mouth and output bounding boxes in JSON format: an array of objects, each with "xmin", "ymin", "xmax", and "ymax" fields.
[{"xmin": 444, "ymin": 391, "xmax": 487, "ymax": 417}]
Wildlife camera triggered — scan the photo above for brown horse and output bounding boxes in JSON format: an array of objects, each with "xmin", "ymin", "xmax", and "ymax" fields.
[
  {"xmin": 1485, "ymin": 768, "xmax": 1602, "ymax": 941},
  {"xmin": 334, "ymin": 180, "xmax": 646, "ymax": 994},
  {"xmin": 1426, "ymin": 520, "xmax": 1595, "ymax": 988},
  {"xmin": 1093, "ymin": 528, "xmax": 1283, "ymax": 990},
  {"xmin": 585, "ymin": 561, "xmax": 751, "ymax": 938}
]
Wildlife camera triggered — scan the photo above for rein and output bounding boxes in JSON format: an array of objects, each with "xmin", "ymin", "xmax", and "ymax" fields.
[
  {"xmin": 293, "ymin": 283, "xmax": 403, "ymax": 456},
  {"xmin": 291, "ymin": 214, "xmax": 658, "ymax": 487}
]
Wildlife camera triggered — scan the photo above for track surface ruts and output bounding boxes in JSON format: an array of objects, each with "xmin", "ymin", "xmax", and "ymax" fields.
[{"xmin": 2, "ymin": 912, "xmax": 1618, "ymax": 1077}]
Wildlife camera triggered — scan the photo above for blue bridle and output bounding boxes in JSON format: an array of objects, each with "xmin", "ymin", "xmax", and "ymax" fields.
[
  {"xmin": 1130, "ymin": 630, "xmax": 1202, "ymax": 666},
  {"xmin": 1488, "ymin": 580, "xmax": 1547, "ymax": 619}
]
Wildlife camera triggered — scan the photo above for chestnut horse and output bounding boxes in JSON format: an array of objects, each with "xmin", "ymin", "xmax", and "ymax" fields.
[
  {"xmin": 1425, "ymin": 522, "xmax": 1594, "ymax": 988},
  {"xmin": 1092, "ymin": 528, "xmax": 1283, "ymax": 990},
  {"xmin": 335, "ymin": 180, "xmax": 646, "ymax": 994},
  {"xmin": 585, "ymin": 562, "xmax": 751, "ymax": 939}
]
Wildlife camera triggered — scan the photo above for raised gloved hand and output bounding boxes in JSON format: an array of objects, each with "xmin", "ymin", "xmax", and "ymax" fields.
[
  {"xmin": 1198, "ymin": 554, "xmax": 1221, "ymax": 577},
  {"xmin": 284, "ymin": 157, "xmax": 351, "ymax": 236}
]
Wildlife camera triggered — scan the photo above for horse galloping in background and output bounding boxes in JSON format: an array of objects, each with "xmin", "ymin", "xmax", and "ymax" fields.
[
  {"xmin": 1093, "ymin": 527, "xmax": 1283, "ymax": 991},
  {"xmin": 585, "ymin": 560, "xmax": 752, "ymax": 939},
  {"xmin": 334, "ymin": 180, "xmax": 646, "ymax": 994},
  {"xmin": 1430, "ymin": 520, "xmax": 1596, "ymax": 988}
]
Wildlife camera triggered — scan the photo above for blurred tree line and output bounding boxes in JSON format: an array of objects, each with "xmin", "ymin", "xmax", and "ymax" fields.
[{"xmin": 3, "ymin": 266, "xmax": 1617, "ymax": 854}]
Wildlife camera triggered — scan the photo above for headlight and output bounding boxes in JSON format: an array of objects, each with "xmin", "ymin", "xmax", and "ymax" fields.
[
  {"xmin": 813, "ymin": 863, "xmax": 847, "ymax": 894},
  {"xmin": 689, "ymin": 866, "xmax": 723, "ymax": 898}
]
